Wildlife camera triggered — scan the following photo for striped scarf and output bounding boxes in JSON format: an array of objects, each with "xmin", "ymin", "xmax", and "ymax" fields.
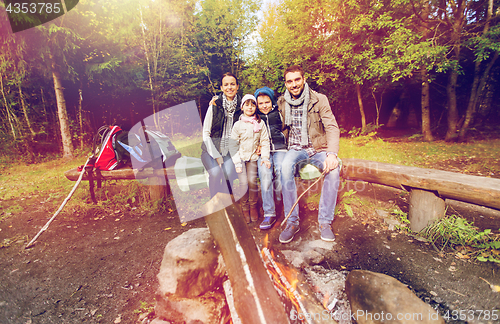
[
  {"xmin": 220, "ymin": 94, "xmax": 238, "ymax": 156},
  {"xmin": 284, "ymin": 83, "xmax": 310, "ymax": 147}
]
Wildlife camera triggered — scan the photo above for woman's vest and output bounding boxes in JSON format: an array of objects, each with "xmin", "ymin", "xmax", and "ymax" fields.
[
  {"xmin": 201, "ymin": 95, "xmax": 242, "ymax": 155},
  {"xmin": 259, "ymin": 107, "xmax": 286, "ymax": 151}
]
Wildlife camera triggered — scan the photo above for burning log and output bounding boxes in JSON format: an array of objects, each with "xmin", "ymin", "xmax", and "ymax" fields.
[
  {"xmin": 202, "ymin": 193, "xmax": 289, "ymax": 324},
  {"xmin": 261, "ymin": 246, "xmax": 339, "ymax": 324}
]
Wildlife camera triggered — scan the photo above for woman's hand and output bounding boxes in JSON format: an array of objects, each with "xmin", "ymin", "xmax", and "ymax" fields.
[
  {"xmin": 209, "ymin": 96, "xmax": 218, "ymax": 106},
  {"xmin": 216, "ymin": 157, "xmax": 223, "ymax": 166},
  {"xmin": 236, "ymin": 167, "xmax": 243, "ymax": 173},
  {"xmin": 255, "ymin": 145, "xmax": 261, "ymax": 156},
  {"xmin": 262, "ymin": 160, "xmax": 271, "ymax": 169}
]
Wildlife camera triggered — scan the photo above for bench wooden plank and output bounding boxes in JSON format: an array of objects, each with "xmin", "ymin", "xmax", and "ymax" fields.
[
  {"xmin": 64, "ymin": 166, "xmax": 176, "ymax": 181},
  {"xmin": 342, "ymin": 158, "xmax": 500, "ymax": 211}
]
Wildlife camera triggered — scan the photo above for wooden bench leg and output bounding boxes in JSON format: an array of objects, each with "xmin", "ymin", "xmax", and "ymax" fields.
[
  {"xmin": 408, "ymin": 189, "xmax": 446, "ymax": 232},
  {"xmin": 148, "ymin": 176, "xmax": 171, "ymax": 201}
]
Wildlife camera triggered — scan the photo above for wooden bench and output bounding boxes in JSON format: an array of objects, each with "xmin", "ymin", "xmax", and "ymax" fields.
[
  {"xmin": 64, "ymin": 166, "xmax": 177, "ymax": 202},
  {"xmin": 66, "ymin": 159, "xmax": 500, "ymax": 231},
  {"xmin": 342, "ymin": 158, "xmax": 500, "ymax": 231}
]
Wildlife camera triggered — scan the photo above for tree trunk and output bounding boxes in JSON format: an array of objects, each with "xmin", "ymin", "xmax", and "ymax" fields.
[
  {"xmin": 419, "ymin": 2, "xmax": 433, "ymax": 141},
  {"xmin": 0, "ymin": 72, "xmax": 18, "ymax": 139},
  {"xmin": 371, "ymin": 89, "xmax": 382, "ymax": 127},
  {"xmin": 458, "ymin": 0, "xmax": 494, "ymax": 142},
  {"xmin": 78, "ymin": 88, "xmax": 84, "ymax": 149},
  {"xmin": 445, "ymin": 68, "xmax": 460, "ymax": 141},
  {"xmin": 444, "ymin": 15, "xmax": 463, "ymax": 142},
  {"xmin": 356, "ymin": 83, "xmax": 366, "ymax": 133},
  {"xmin": 139, "ymin": 5, "xmax": 158, "ymax": 128},
  {"xmin": 40, "ymin": 87, "xmax": 49, "ymax": 141},
  {"xmin": 444, "ymin": 1, "xmax": 465, "ymax": 142},
  {"xmin": 50, "ymin": 54, "xmax": 74, "ymax": 159},
  {"xmin": 18, "ymin": 83, "xmax": 36, "ymax": 136},
  {"xmin": 420, "ymin": 67, "xmax": 433, "ymax": 141}
]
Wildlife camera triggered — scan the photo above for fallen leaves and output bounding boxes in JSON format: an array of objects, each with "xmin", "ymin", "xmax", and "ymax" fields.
[
  {"xmin": 454, "ymin": 252, "xmax": 470, "ymax": 260},
  {"xmin": 479, "ymin": 277, "xmax": 500, "ymax": 293}
]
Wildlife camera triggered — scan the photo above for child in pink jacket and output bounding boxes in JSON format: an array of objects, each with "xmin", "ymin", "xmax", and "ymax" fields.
[{"xmin": 230, "ymin": 94, "xmax": 271, "ymax": 223}]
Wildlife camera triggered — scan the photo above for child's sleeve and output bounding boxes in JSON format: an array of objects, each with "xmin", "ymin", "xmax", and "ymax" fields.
[
  {"xmin": 259, "ymin": 121, "xmax": 270, "ymax": 161},
  {"xmin": 229, "ymin": 122, "xmax": 242, "ymax": 169}
]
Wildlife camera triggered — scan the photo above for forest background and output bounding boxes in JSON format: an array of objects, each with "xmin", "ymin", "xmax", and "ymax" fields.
[{"xmin": 0, "ymin": 0, "xmax": 499, "ymax": 162}]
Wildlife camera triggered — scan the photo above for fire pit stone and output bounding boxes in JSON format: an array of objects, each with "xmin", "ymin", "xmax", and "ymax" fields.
[
  {"xmin": 154, "ymin": 227, "xmax": 230, "ymax": 324},
  {"xmin": 346, "ymin": 270, "xmax": 445, "ymax": 324},
  {"xmin": 157, "ymin": 227, "xmax": 225, "ymax": 298}
]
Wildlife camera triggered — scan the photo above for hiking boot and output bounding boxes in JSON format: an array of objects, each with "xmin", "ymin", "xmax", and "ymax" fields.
[
  {"xmin": 242, "ymin": 209, "xmax": 250, "ymax": 224},
  {"xmin": 259, "ymin": 216, "xmax": 276, "ymax": 230},
  {"xmin": 320, "ymin": 223, "xmax": 335, "ymax": 242},
  {"xmin": 250, "ymin": 207, "xmax": 259, "ymax": 222},
  {"xmin": 279, "ymin": 223, "xmax": 300, "ymax": 244}
]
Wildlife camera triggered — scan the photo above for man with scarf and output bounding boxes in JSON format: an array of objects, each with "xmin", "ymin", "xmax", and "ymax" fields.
[{"xmin": 277, "ymin": 65, "xmax": 340, "ymax": 243}]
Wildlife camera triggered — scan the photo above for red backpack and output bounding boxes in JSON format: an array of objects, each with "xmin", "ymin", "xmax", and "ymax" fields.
[{"xmin": 93, "ymin": 125, "xmax": 123, "ymax": 171}]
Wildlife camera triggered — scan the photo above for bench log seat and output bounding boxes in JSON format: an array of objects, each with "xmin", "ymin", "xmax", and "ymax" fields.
[
  {"xmin": 65, "ymin": 159, "xmax": 500, "ymax": 231},
  {"xmin": 342, "ymin": 158, "xmax": 500, "ymax": 231},
  {"xmin": 64, "ymin": 166, "xmax": 176, "ymax": 181},
  {"xmin": 64, "ymin": 166, "xmax": 176, "ymax": 202}
]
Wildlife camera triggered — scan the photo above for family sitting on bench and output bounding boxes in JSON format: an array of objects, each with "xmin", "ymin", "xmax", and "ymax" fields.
[{"xmin": 201, "ymin": 65, "xmax": 341, "ymax": 243}]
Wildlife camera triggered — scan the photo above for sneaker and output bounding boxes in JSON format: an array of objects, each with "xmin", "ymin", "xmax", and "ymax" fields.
[
  {"xmin": 279, "ymin": 223, "xmax": 300, "ymax": 244},
  {"xmin": 320, "ymin": 224, "xmax": 335, "ymax": 242},
  {"xmin": 259, "ymin": 216, "xmax": 276, "ymax": 230}
]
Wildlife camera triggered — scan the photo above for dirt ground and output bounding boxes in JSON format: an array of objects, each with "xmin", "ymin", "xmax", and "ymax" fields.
[{"xmin": 1, "ymin": 177, "xmax": 499, "ymax": 323}]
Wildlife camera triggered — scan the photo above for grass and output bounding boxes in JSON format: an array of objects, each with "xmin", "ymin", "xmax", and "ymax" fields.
[
  {"xmin": 339, "ymin": 134, "xmax": 500, "ymax": 176},
  {"xmin": 395, "ymin": 209, "xmax": 500, "ymax": 264},
  {"xmin": 0, "ymin": 158, "xmax": 83, "ymax": 200},
  {"xmin": 170, "ymin": 132, "xmax": 203, "ymax": 157}
]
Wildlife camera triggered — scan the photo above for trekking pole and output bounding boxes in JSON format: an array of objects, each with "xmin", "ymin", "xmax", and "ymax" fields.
[
  {"xmin": 25, "ymin": 157, "xmax": 91, "ymax": 249},
  {"xmin": 280, "ymin": 168, "xmax": 328, "ymax": 227}
]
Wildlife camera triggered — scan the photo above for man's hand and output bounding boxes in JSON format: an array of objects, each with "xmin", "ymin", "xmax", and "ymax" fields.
[
  {"xmin": 236, "ymin": 167, "xmax": 243, "ymax": 173},
  {"xmin": 323, "ymin": 154, "xmax": 339, "ymax": 173},
  {"xmin": 216, "ymin": 157, "xmax": 223, "ymax": 166},
  {"xmin": 261, "ymin": 160, "xmax": 271, "ymax": 169},
  {"xmin": 255, "ymin": 145, "xmax": 261, "ymax": 156}
]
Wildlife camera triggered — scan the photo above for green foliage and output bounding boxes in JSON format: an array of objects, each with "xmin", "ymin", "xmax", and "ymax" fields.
[
  {"xmin": 133, "ymin": 301, "xmax": 155, "ymax": 315},
  {"xmin": 420, "ymin": 215, "xmax": 500, "ymax": 263},
  {"xmin": 391, "ymin": 207, "xmax": 411, "ymax": 232},
  {"xmin": 334, "ymin": 188, "xmax": 359, "ymax": 218}
]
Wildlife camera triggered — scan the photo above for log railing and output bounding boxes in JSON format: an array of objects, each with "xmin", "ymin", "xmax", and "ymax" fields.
[{"xmin": 342, "ymin": 158, "xmax": 500, "ymax": 231}]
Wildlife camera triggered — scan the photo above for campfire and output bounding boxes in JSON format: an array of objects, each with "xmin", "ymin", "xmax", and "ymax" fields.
[{"xmin": 260, "ymin": 234, "xmax": 338, "ymax": 324}]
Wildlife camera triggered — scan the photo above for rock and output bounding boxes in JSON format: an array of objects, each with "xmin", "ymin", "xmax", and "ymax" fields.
[
  {"xmin": 305, "ymin": 239, "xmax": 336, "ymax": 252},
  {"xmin": 384, "ymin": 218, "xmax": 401, "ymax": 231},
  {"xmin": 157, "ymin": 228, "xmax": 224, "ymax": 298},
  {"xmin": 375, "ymin": 209, "xmax": 390, "ymax": 218},
  {"xmin": 155, "ymin": 291, "xmax": 230, "ymax": 324},
  {"xmin": 150, "ymin": 319, "xmax": 171, "ymax": 324},
  {"xmin": 346, "ymin": 270, "xmax": 444, "ymax": 324},
  {"xmin": 282, "ymin": 250, "xmax": 306, "ymax": 268},
  {"xmin": 303, "ymin": 250, "xmax": 324, "ymax": 265}
]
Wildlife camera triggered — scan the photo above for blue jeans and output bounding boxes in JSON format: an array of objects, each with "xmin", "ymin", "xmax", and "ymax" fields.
[
  {"xmin": 281, "ymin": 149, "xmax": 340, "ymax": 225},
  {"xmin": 201, "ymin": 151, "xmax": 238, "ymax": 198},
  {"xmin": 257, "ymin": 151, "xmax": 285, "ymax": 217}
]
